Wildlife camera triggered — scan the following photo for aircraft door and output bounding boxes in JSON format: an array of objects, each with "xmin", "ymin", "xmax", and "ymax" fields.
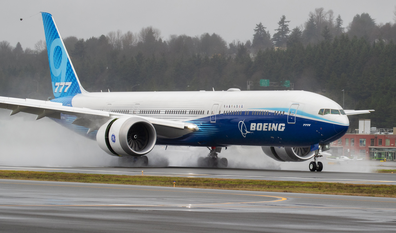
[
  {"xmin": 133, "ymin": 103, "xmax": 140, "ymax": 114},
  {"xmin": 287, "ymin": 103, "xmax": 299, "ymax": 124},
  {"xmin": 210, "ymin": 104, "xmax": 220, "ymax": 123}
]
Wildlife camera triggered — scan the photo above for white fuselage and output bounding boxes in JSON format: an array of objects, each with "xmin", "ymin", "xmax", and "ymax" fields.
[{"xmin": 69, "ymin": 89, "xmax": 349, "ymax": 147}]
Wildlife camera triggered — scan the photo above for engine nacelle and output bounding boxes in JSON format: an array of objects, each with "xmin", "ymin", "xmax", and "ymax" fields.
[
  {"xmin": 97, "ymin": 117, "xmax": 157, "ymax": 157},
  {"xmin": 261, "ymin": 146, "xmax": 315, "ymax": 162}
]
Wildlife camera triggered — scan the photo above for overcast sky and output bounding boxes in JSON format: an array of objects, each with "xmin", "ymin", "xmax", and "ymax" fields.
[{"xmin": 1, "ymin": 0, "xmax": 395, "ymax": 50}]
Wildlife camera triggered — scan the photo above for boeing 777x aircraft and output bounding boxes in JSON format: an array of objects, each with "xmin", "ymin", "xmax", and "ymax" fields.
[{"xmin": 0, "ymin": 13, "xmax": 373, "ymax": 172}]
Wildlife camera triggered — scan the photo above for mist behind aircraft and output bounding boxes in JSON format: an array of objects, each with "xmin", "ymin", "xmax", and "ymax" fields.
[{"xmin": 0, "ymin": 110, "xmax": 377, "ymax": 172}]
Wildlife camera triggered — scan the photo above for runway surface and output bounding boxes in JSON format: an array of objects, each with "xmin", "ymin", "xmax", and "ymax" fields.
[
  {"xmin": 1, "ymin": 165, "xmax": 396, "ymax": 185},
  {"xmin": 0, "ymin": 179, "xmax": 395, "ymax": 232}
]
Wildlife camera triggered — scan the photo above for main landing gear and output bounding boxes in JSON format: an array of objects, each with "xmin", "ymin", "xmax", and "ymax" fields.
[
  {"xmin": 197, "ymin": 147, "xmax": 228, "ymax": 168},
  {"xmin": 309, "ymin": 150, "xmax": 323, "ymax": 172}
]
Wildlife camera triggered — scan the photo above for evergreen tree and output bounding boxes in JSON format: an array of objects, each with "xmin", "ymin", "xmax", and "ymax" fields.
[
  {"xmin": 272, "ymin": 15, "xmax": 290, "ymax": 48},
  {"xmin": 302, "ymin": 14, "xmax": 318, "ymax": 45},
  {"xmin": 348, "ymin": 13, "xmax": 377, "ymax": 43},
  {"xmin": 252, "ymin": 23, "xmax": 272, "ymax": 53},
  {"xmin": 13, "ymin": 42, "xmax": 23, "ymax": 55},
  {"xmin": 322, "ymin": 26, "xmax": 332, "ymax": 41},
  {"xmin": 287, "ymin": 27, "xmax": 303, "ymax": 48},
  {"xmin": 334, "ymin": 15, "xmax": 344, "ymax": 37}
]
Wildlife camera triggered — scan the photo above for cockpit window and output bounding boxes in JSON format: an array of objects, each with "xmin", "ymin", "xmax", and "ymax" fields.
[{"xmin": 318, "ymin": 109, "xmax": 345, "ymax": 115}]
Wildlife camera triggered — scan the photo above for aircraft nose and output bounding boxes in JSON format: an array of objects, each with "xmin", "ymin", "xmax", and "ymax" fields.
[
  {"xmin": 332, "ymin": 116, "xmax": 349, "ymax": 138},
  {"xmin": 334, "ymin": 124, "xmax": 348, "ymax": 136},
  {"xmin": 321, "ymin": 116, "xmax": 349, "ymax": 144}
]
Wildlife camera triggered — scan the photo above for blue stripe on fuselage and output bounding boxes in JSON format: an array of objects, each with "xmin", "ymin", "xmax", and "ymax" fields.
[
  {"xmin": 48, "ymin": 110, "xmax": 347, "ymax": 148},
  {"xmin": 157, "ymin": 111, "xmax": 348, "ymax": 147}
]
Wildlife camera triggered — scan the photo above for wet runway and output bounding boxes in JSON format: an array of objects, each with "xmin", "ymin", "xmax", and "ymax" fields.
[
  {"xmin": 0, "ymin": 179, "xmax": 395, "ymax": 232},
  {"xmin": 1, "ymin": 165, "xmax": 396, "ymax": 185}
]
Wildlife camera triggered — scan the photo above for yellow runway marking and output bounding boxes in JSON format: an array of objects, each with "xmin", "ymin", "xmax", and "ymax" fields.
[{"xmin": 0, "ymin": 180, "xmax": 287, "ymax": 207}]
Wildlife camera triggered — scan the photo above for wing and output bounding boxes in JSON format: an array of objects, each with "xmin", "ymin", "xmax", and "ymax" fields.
[
  {"xmin": 344, "ymin": 109, "xmax": 375, "ymax": 116},
  {"xmin": 0, "ymin": 96, "xmax": 197, "ymax": 138}
]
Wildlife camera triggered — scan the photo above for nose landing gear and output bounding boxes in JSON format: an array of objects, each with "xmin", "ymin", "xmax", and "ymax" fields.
[{"xmin": 309, "ymin": 150, "xmax": 323, "ymax": 172}]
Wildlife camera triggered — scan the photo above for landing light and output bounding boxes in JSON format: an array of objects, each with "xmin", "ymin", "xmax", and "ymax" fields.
[{"xmin": 185, "ymin": 123, "xmax": 199, "ymax": 131}]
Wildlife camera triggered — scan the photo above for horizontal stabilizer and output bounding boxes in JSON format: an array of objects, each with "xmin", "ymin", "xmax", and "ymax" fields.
[{"xmin": 344, "ymin": 109, "xmax": 375, "ymax": 116}]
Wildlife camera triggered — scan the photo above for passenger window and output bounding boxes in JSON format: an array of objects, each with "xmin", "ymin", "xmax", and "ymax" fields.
[
  {"xmin": 324, "ymin": 109, "xmax": 330, "ymax": 115},
  {"xmin": 331, "ymin": 109, "xmax": 340, "ymax": 115},
  {"xmin": 318, "ymin": 109, "xmax": 324, "ymax": 115}
]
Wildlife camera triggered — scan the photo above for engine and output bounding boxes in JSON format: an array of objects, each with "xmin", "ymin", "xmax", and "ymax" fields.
[
  {"xmin": 261, "ymin": 146, "xmax": 315, "ymax": 162},
  {"xmin": 97, "ymin": 117, "xmax": 157, "ymax": 157}
]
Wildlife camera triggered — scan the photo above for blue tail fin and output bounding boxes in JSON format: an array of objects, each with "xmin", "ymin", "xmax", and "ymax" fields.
[{"xmin": 41, "ymin": 12, "xmax": 86, "ymax": 100}]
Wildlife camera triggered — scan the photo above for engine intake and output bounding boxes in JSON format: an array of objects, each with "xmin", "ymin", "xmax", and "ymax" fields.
[
  {"xmin": 97, "ymin": 117, "xmax": 157, "ymax": 156},
  {"xmin": 261, "ymin": 146, "xmax": 315, "ymax": 162}
]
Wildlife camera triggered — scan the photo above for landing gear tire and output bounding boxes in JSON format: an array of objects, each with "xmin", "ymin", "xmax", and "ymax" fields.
[
  {"xmin": 309, "ymin": 161, "xmax": 317, "ymax": 172},
  {"xmin": 198, "ymin": 157, "xmax": 205, "ymax": 167},
  {"xmin": 206, "ymin": 157, "xmax": 216, "ymax": 167},
  {"xmin": 197, "ymin": 147, "xmax": 228, "ymax": 168},
  {"xmin": 218, "ymin": 158, "xmax": 228, "ymax": 168},
  {"xmin": 118, "ymin": 155, "xmax": 149, "ymax": 167},
  {"xmin": 142, "ymin": 156, "xmax": 149, "ymax": 166},
  {"xmin": 134, "ymin": 156, "xmax": 149, "ymax": 167},
  {"xmin": 316, "ymin": 161, "xmax": 323, "ymax": 172},
  {"xmin": 308, "ymin": 149, "xmax": 324, "ymax": 172}
]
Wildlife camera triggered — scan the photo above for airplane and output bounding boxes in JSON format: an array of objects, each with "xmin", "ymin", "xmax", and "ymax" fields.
[{"xmin": 0, "ymin": 12, "xmax": 373, "ymax": 172}]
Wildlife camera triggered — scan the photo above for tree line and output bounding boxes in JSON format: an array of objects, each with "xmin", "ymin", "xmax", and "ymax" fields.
[{"xmin": 1, "ymin": 8, "xmax": 396, "ymax": 129}]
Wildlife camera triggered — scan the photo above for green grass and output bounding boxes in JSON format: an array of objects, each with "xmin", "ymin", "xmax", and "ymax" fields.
[
  {"xmin": 0, "ymin": 170, "xmax": 395, "ymax": 198},
  {"xmin": 377, "ymin": 169, "xmax": 396, "ymax": 173}
]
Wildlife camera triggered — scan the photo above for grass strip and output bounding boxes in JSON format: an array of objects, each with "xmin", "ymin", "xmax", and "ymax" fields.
[
  {"xmin": 377, "ymin": 169, "xmax": 396, "ymax": 173},
  {"xmin": 0, "ymin": 170, "xmax": 395, "ymax": 198}
]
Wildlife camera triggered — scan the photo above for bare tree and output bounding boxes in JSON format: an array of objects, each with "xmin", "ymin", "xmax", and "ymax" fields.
[
  {"xmin": 107, "ymin": 30, "xmax": 123, "ymax": 50},
  {"xmin": 34, "ymin": 40, "xmax": 46, "ymax": 53},
  {"xmin": 394, "ymin": 6, "xmax": 396, "ymax": 23},
  {"xmin": 121, "ymin": 31, "xmax": 137, "ymax": 49},
  {"xmin": 302, "ymin": 8, "xmax": 336, "ymax": 44},
  {"xmin": 0, "ymin": 41, "xmax": 12, "ymax": 52}
]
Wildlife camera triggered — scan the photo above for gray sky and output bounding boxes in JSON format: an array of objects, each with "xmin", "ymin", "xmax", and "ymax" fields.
[{"xmin": 1, "ymin": 0, "xmax": 395, "ymax": 50}]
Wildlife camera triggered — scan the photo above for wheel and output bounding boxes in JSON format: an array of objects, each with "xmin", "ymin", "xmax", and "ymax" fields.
[
  {"xmin": 117, "ymin": 156, "xmax": 135, "ymax": 167},
  {"xmin": 218, "ymin": 158, "xmax": 228, "ymax": 168},
  {"xmin": 309, "ymin": 161, "xmax": 317, "ymax": 172},
  {"xmin": 197, "ymin": 157, "xmax": 205, "ymax": 167},
  {"xmin": 203, "ymin": 157, "xmax": 210, "ymax": 167},
  {"xmin": 142, "ymin": 156, "xmax": 149, "ymax": 166},
  {"xmin": 134, "ymin": 156, "xmax": 148, "ymax": 167},
  {"xmin": 316, "ymin": 161, "xmax": 323, "ymax": 172},
  {"xmin": 207, "ymin": 157, "xmax": 217, "ymax": 167}
]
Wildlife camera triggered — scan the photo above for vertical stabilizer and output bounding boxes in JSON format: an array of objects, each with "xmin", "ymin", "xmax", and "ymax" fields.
[{"xmin": 41, "ymin": 12, "xmax": 86, "ymax": 99}]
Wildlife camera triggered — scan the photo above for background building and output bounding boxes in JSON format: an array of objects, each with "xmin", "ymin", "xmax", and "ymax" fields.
[{"xmin": 331, "ymin": 119, "xmax": 396, "ymax": 161}]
